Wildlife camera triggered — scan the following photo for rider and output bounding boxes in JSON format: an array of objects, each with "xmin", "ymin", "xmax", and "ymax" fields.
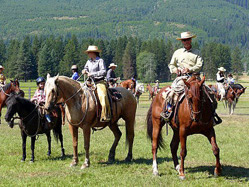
[
  {"xmin": 161, "ymin": 31, "xmax": 222, "ymax": 125},
  {"xmin": 31, "ymin": 77, "xmax": 51, "ymax": 123},
  {"xmin": 82, "ymin": 45, "xmax": 111, "ymax": 122},
  {"xmin": 0, "ymin": 65, "xmax": 6, "ymax": 87},
  {"xmin": 153, "ymin": 80, "xmax": 160, "ymax": 93},
  {"xmin": 216, "ymin": 67, "xmax": 226, "ymax": 100},
  {"xmin": 71, "ymin": 65, "xmax": 79, "ymax": 81},
  {"xmin": 227, "ymin": 73, "xmax": 235, "ymax": 85},
  {"xmin": 106, "ymin": 63, "xmax": 119, "ymax": 88}
]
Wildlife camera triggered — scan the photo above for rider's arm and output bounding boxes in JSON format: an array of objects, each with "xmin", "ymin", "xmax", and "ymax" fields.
[
  {"xmin": 168, "ymin": 51, "xmax": 178, "ymax": 74},
  {"xmin": 216, "ymin": 73, "xmax": 224, "ymax": 81},
  {"xmin": 90, "ymin": 59, "xmax": 106, "ymax": 78},
  {"xmin": 106, "ymin": 69, "xmax": 114, "ymax": 82}
]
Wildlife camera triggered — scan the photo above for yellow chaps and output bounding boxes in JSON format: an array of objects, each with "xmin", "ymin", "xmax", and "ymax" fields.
[{"xmin": 96, "ymin": 81, "xmax": 111, "ymax": 121}]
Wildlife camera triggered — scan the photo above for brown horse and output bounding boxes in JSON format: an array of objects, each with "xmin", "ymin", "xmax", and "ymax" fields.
[
  {"xmin": 120, "ymin": 79, "xmax": 136, "ymax": 94},
  {"xmin": 208, "ymin": 84, "xmax": 221, "ymax": 101},
  {"xmin": 44, "ymin": 75, "xmax": 137, "ymax": 169},
  {"xmin": 147, "ymin": 76, "xmax": 221, "ymax": 179},
  {"xmin": 0, "ymin": 80, "xmax": 23, "ymax": 124},
  {"xmin": 146, "ymin": 84, "xmax": 156, "ymax": 100},
  {"xmin": 225, "ymin": 84, "xmax": 246, "ymax": 115}
]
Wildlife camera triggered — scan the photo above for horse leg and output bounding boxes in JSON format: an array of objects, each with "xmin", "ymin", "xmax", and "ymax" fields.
[
  {"xmin": 124, "ymin": 118, "xmax": 135, "ymax": 162},
  {"xmin": 81, "ymin": 126, "xmax": 91, "ymax": 169},
  {"xmin": 68, "ymin": 124, "xmax": 79, "ymax": 167},
  {"xmin": 228, "ymin": 100, "xmax": 232, "ymax": 115},
  {"xmin": 170, "ymin": 129, "xmax": 180, "ymax": 173},
  {"xmin": 59, "ymin": 129, "xmax": 65, "ymax": 157},
  {"xmin": 30, "ymin": 136, "xmax": 36, "ymax": 162},
  {"xmin": 204, "ymin": 128, "xmax": 222, "ymax": 176},
  {"xmin": 152, "ymin": 118, "xmax": 162, "ymax": 176},
  {"xmin": 108, "ymin": 123, "xmax": 122, "ymax": 163},
  {"xmin": 21, "ymin": 130, "xmax": 27, "ymax": 162},
  {"xmin": 46, "ymin": 131, "xmax": 51, "ymax": 156},
  {"xmin": 232, "ymin": 100, "xmax": 236, "ymax": 114},
  {"xmin": 179, "ymin": 128, "xmax": 187, "ymax": 179}
]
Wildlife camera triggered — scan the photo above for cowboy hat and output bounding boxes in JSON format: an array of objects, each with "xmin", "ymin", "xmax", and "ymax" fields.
[
  {"xmin": 176, "ymin": 31, "xmax": 196, "ymax": 40},
  {"xmin": 71, "ymin": 65, "xmax": 78, "ymax": 70},
  {"xmin": 218, "ymin": 67, "xmax": 226, "ymax": 72},
  {"xmin": 109, "ymin": 63, "xmax": 117, "ymax": 68},
  {"xmin": 0, "ymin": 65, "xmax": 4, "ymax": 69},
  {"xmin": 84, "ymin": 45, "xmax": 102, "ymax": 54}
]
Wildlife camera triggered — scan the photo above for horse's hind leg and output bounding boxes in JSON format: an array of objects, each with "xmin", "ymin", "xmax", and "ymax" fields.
[
  {"xmin": 81, "ymin": 126, "xmax": 91, "ymax": 169},
  {"xmin": 46, "ymin": 131, "xmax": 51, "ymax": 156},
  {"xmin": 108, "ymin": 123, "xmax": 122, "ymax": 163},
  {"xmin": 170, "ymin": 130, "xmax": 180, "ymax": 173},
  {"xmin": 30, "ymin": 136, "xmax": 36, "ymax": 162},
  {"xmin": 124, "ymin": 118, "xmax": 135, "ymax": 162},
  {"xmin": 59, "ymin": 130, "xmax": 65, "ymax": 157},
  {"xmin": 21, "ymin": 130, "xmax": 27, "ymax": 162},
  {"xmin": 68, "ymin": 124, "xmax": 79, "ymax": 167},
  {"xmin": 204, "ymin": 128, "xmax": 222, "ymax": 176}
]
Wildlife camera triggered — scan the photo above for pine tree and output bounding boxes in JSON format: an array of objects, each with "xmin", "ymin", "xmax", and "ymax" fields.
[
  {"xmin": 31, "ymin": 35, "xmax": 41, "ymax": 79},
  {"xmin": 6, "ymin": 40, "xmax": 20, "ymax": 78},
  {"xmin": 0, "ymin": 39, "xmax": 6, "ymax": 66},
  {"xmin": 38, "ymin": 44, "xmax": 51, "ymax": 78},
  {"xmin": 231, "ymin": 46, "xmax": 243, "ymax": 76},
  {"xmin": 122, "ymin": 41, "xmax": 136, "ymax": 79}
]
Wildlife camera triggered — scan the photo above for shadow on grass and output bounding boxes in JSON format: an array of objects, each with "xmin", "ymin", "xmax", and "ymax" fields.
[
  {"xmin": 98, "ymin": 157, "xmax": 172, "ymax": 166},
  {"xmin": 45, "ymin": 153, "xmax": 84, "ymax": 161},
  {"xmin": 187, "ymin": 165, "xmax": 249, "ymax": 180}
]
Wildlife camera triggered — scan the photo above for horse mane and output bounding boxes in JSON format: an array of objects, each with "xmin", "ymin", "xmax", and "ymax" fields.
[
  {"xmin": 231, "ymin": 84, "xmax": 244, "ymax": 89},
  {"xmin": 16, "ymin": 96, "xmax": 35, "ymax": 108},
  {"xmin": 58, "ymin": 76, "xmax": 81, "ymax": 89},
  {"xmin": 2, "ymin": 82, "xmax": 12, "ymax": 92}
]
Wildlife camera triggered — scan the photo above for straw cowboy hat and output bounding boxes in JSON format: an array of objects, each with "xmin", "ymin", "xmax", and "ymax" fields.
[
  {"xmin": 218, "ymin": 67, "xmax": 226, "ymax": 72},
  {"xmin": 176, "ymin": 31, "xmax": 196, "ymax": 40},
  {"xmin": 109, "ymin": 63, "xmax": 117, "ymax": 68},
  {"xmin": 0, "ymin": 65, "xmax": 4, "ymax": 69},
  {"xmin": 84, "ymin": 45, "xmax": 102, "ymax": 54},
  {"xmin": 71, "ymin": 65, "xmax": 78, "ymax": 70}
]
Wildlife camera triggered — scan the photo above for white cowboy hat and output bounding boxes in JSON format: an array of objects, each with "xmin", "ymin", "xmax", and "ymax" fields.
[
  {"xmin": 84, "ymin": 45, "xmax": 102, "ymax": 54},
  {"xmin": 109, "ymin": 63, "xmax": 117, "ymax": 68},
  {"xmin": 156, "ymin": 80, "xmax": 159, "ymax": 82},
  {"xmin": 0, "ymin": 65, "xmax": 4, "ymax": 69},
  {"xmin": 71, "ymin": 65, "xmax": 78, "ymax": 70},
  {"xmin": 218, "ymin": 67, "xmax": 226, "ymax": 72},
  {"xmin": 176, "ymin": 31, "xmax": 196, "ymax": 40}
]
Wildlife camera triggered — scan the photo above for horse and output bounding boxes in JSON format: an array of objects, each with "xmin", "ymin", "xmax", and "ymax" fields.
[
  {"xmin": 0, "ymin": 80, "xmax": 23, "ymax": 124},
  {"xmin": 120, "ymin": 79, "xmax": 136, "ymax": 94},
  {"xmin": 225, "ymin": 84, "xmax": 246, "ymax": 115},
  {"xmin": 5, "ymin": 94, "xmax": 65, "ymax": 162},
  {"xmin": 208, "ymin": 84, "xmax": 221, "ymax": 101},
  {"xmin": 147, "ymin": 76, "xmax": 222, "ymax": 179},
  {"xmin": 44, "ymin": 74, "xmax": 137, "ymax": 169},
  {"xmin": 146, "ymin": 84, "xmax": 156, "ymax": 100},
  {"xmin": 135, "ymin": 83, "xmax": 144, "ymax": 104}
]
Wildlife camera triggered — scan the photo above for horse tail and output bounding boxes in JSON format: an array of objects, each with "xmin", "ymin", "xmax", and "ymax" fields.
[
  {"xmin": 52, "ymin": 108, "xmax": 62, "ymax": 143},
  {"xmin": 146, "ymin": 100, "xmax": 164, "ymax": 150}
]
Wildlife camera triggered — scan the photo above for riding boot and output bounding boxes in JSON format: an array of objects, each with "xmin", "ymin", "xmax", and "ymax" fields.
[
  {"xmin": 213, "ymin": 112, "xmax": 222, "ymax": 126},
  {"xmin": 160, "ymin": 103, "xmax": 173, "ymax": 122}
]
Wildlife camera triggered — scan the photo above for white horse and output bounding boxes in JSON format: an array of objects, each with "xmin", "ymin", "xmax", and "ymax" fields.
[{"xmin": 135, "ymin": 83, "xmax": 144, "ymax": 104}]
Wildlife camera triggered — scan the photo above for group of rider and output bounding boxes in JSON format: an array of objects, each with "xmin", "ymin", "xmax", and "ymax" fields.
[{"xmin": 0, "ymin": 31, "xmax": 235, "ymax": 125}]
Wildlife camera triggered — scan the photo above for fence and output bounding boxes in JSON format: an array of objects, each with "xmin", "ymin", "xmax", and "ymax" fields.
[{"xmin": 21, "ymin": 86, "xmax": 37, "ymax": 99}]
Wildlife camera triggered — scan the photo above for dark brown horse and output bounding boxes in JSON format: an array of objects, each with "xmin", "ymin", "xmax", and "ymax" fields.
[
  {"xmin": 147, "ymin": 76, "xmax": 221, "ymax": 179},
  {"xmin": 146, "ymin": 84, "xmax": 156, "ymax": 100},
  {"xmin": 0, "ymin": 80, "xmax": 22, "ymax": 124},
  {"xmin": 120, "ymin": 79, "xmax": 136, "ymax": 94},
  {"xmin": 225, "ymin": 84, "xmax": 246, "ymax": 115}
]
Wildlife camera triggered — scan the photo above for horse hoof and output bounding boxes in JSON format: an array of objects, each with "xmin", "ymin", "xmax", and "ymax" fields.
[
  {"xmin": 153, "ymin": 171, "xmax": 159, "ymax": 176},
  {"xmin": 21, "ymin": 159, "xmax": 25, "ymax": 162},
  {"xmin": 108, "ymin": 157, "xmax": 115, "ymax": 163},
  {"xmin": 125, "ymin": 155, "xmax": 132, "ymax": 162},
  {"xmin": 30, "ymin": 160, "xmax": 34, "ymax": 163},
  {"xmin": 214, "ymin": 168, "xmax": 221, "ymax": 177},
  {"xmin": 70, "ymin": 162, "xmax": 77, "ymax": 167},
  {"xmin": 80, "ymin": 164, "xmax": 89, "ymax": 170},
  {"xmin": 179, "ymin": 175, "xmax": 185, "ymax": 180}
]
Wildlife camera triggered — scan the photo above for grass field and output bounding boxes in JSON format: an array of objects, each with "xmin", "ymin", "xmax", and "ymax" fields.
[{"xmin": 0, "ymin": 79, "xmax": 248, "ymax": 186}]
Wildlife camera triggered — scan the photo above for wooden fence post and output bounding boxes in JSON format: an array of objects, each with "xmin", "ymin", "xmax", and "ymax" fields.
[{"xmin": 28, "ymin": 87, "xmax": 31, "ymax": 99}]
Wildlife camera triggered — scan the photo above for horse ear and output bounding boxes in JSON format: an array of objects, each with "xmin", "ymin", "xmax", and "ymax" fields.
[
  {"xmin": 47, "ymin": 73, "xmax": 51, "ymax": 80},
  {"xmin": 199, "ymin": 76, "xmax": 205, "ymax": 86},
  {"xmin": 183, "ymin": 80, "xmax": 190, "ymax": 88},
  {"xmin": 55, "ymin": 74, "xmax": 59, "ymax": 82}
]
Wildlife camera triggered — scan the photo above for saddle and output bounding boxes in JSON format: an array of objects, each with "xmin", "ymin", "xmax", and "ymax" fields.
[{"xmin": 108, "ymin": 88, "xmax": 122, "ymax": 101}]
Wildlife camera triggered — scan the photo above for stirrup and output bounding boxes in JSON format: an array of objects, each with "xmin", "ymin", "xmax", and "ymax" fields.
[
  {"xmin": 160, "ymin": 111, "xmax": 173, "ymax": 122},
  {"xmin": 213, "ymin": 113, "xmax": 222, "ymax": 126}
]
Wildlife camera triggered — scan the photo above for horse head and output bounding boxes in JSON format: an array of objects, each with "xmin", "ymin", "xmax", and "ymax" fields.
[
  {"xmin": 236, "ymin": 87, "xmax": 247, "ymax": 98},
  {"xmin": 44, "ymin": 73, "xmax": 60, "ymax": 111},
  {"xmin": 5, "ymin": 94, "xmax": 20, "ymax": 128},
  {"xmin": 184, "ymin": 76, "xmax": 205, "ymax": 122}
]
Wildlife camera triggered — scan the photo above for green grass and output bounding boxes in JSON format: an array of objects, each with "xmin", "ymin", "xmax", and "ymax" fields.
[{"xmin": 0, "ymin": 81, "xmax": 248, "ymax": 186}]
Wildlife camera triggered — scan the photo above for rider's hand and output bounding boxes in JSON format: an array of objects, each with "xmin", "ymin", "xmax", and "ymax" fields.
[
  {"xmin": 82, "ymin": 69, "xmax": 88, "ymax": 75},
  {"xmin": 176, "ymin": 69, "xmax": 181, "ymax": 75},
  {"xmin": 182, "ymin": 68, "xmax": 189, "ymax": 74}
]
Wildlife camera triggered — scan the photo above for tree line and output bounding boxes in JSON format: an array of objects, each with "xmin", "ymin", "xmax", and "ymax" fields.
[{"xmin": 0, "ymin": 35, "xmax": 244, "ymax": 83}]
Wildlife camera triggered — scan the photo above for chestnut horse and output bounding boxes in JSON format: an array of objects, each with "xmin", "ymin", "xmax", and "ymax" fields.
[
  {"xmin": 225, "ymin": 84, "xmax": 246, "ymax": 115},
  {"xmin": 120, "ymin": 79, "xmax": 136, "ymax": 94},
  {"xmin": 147, "ymin": 76, "xmax": 221, "ymax": 179},
  {"xmin": 44, "ymin": 75, "xmax": 136, "ymax": 169},
  {"xmin": 146, "ymin": 84, "xmax": 156, "ymax": 100}
]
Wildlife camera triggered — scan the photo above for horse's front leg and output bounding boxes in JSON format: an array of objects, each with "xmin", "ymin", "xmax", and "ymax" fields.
[
  {"xmin": 46, "ymin": 131, "xmax": 51, "ymax": 156},
  {"xmin": 30, "ymin": 136, "xmax": 36, "ymax": 162},
  {"xmin": 170, "ymin": 129, "xmax": 180, "ymax": 173},
  {"xmin": 204, "ymin": 128, "xmax": 222, "ymax": 176},
  {"xmin": 81, "ymin": 126, "xmax": 91, "ymax": 169},
  {"xmin": 58, "ymin": 129, "xmax": 65, "ymax": 157},
  {"xmin": 179, "ymin": 128, "xmax": 187, "ymax": 180},
  {"xmin": 108, "ymin": 123, "xmax": 122, "ymax": 163},
  {"xmin": 21, "ymin": 130, "xmax": 27, "ymax": 162},
  {"xmin": 68, "ymin": 124, "xmax": 79, "ymax": 167}
]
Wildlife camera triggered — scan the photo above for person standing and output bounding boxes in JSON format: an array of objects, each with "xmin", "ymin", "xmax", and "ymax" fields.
[{"xmin": 82, "ymin": 45, "xmax": 111, "ymax": 122}]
